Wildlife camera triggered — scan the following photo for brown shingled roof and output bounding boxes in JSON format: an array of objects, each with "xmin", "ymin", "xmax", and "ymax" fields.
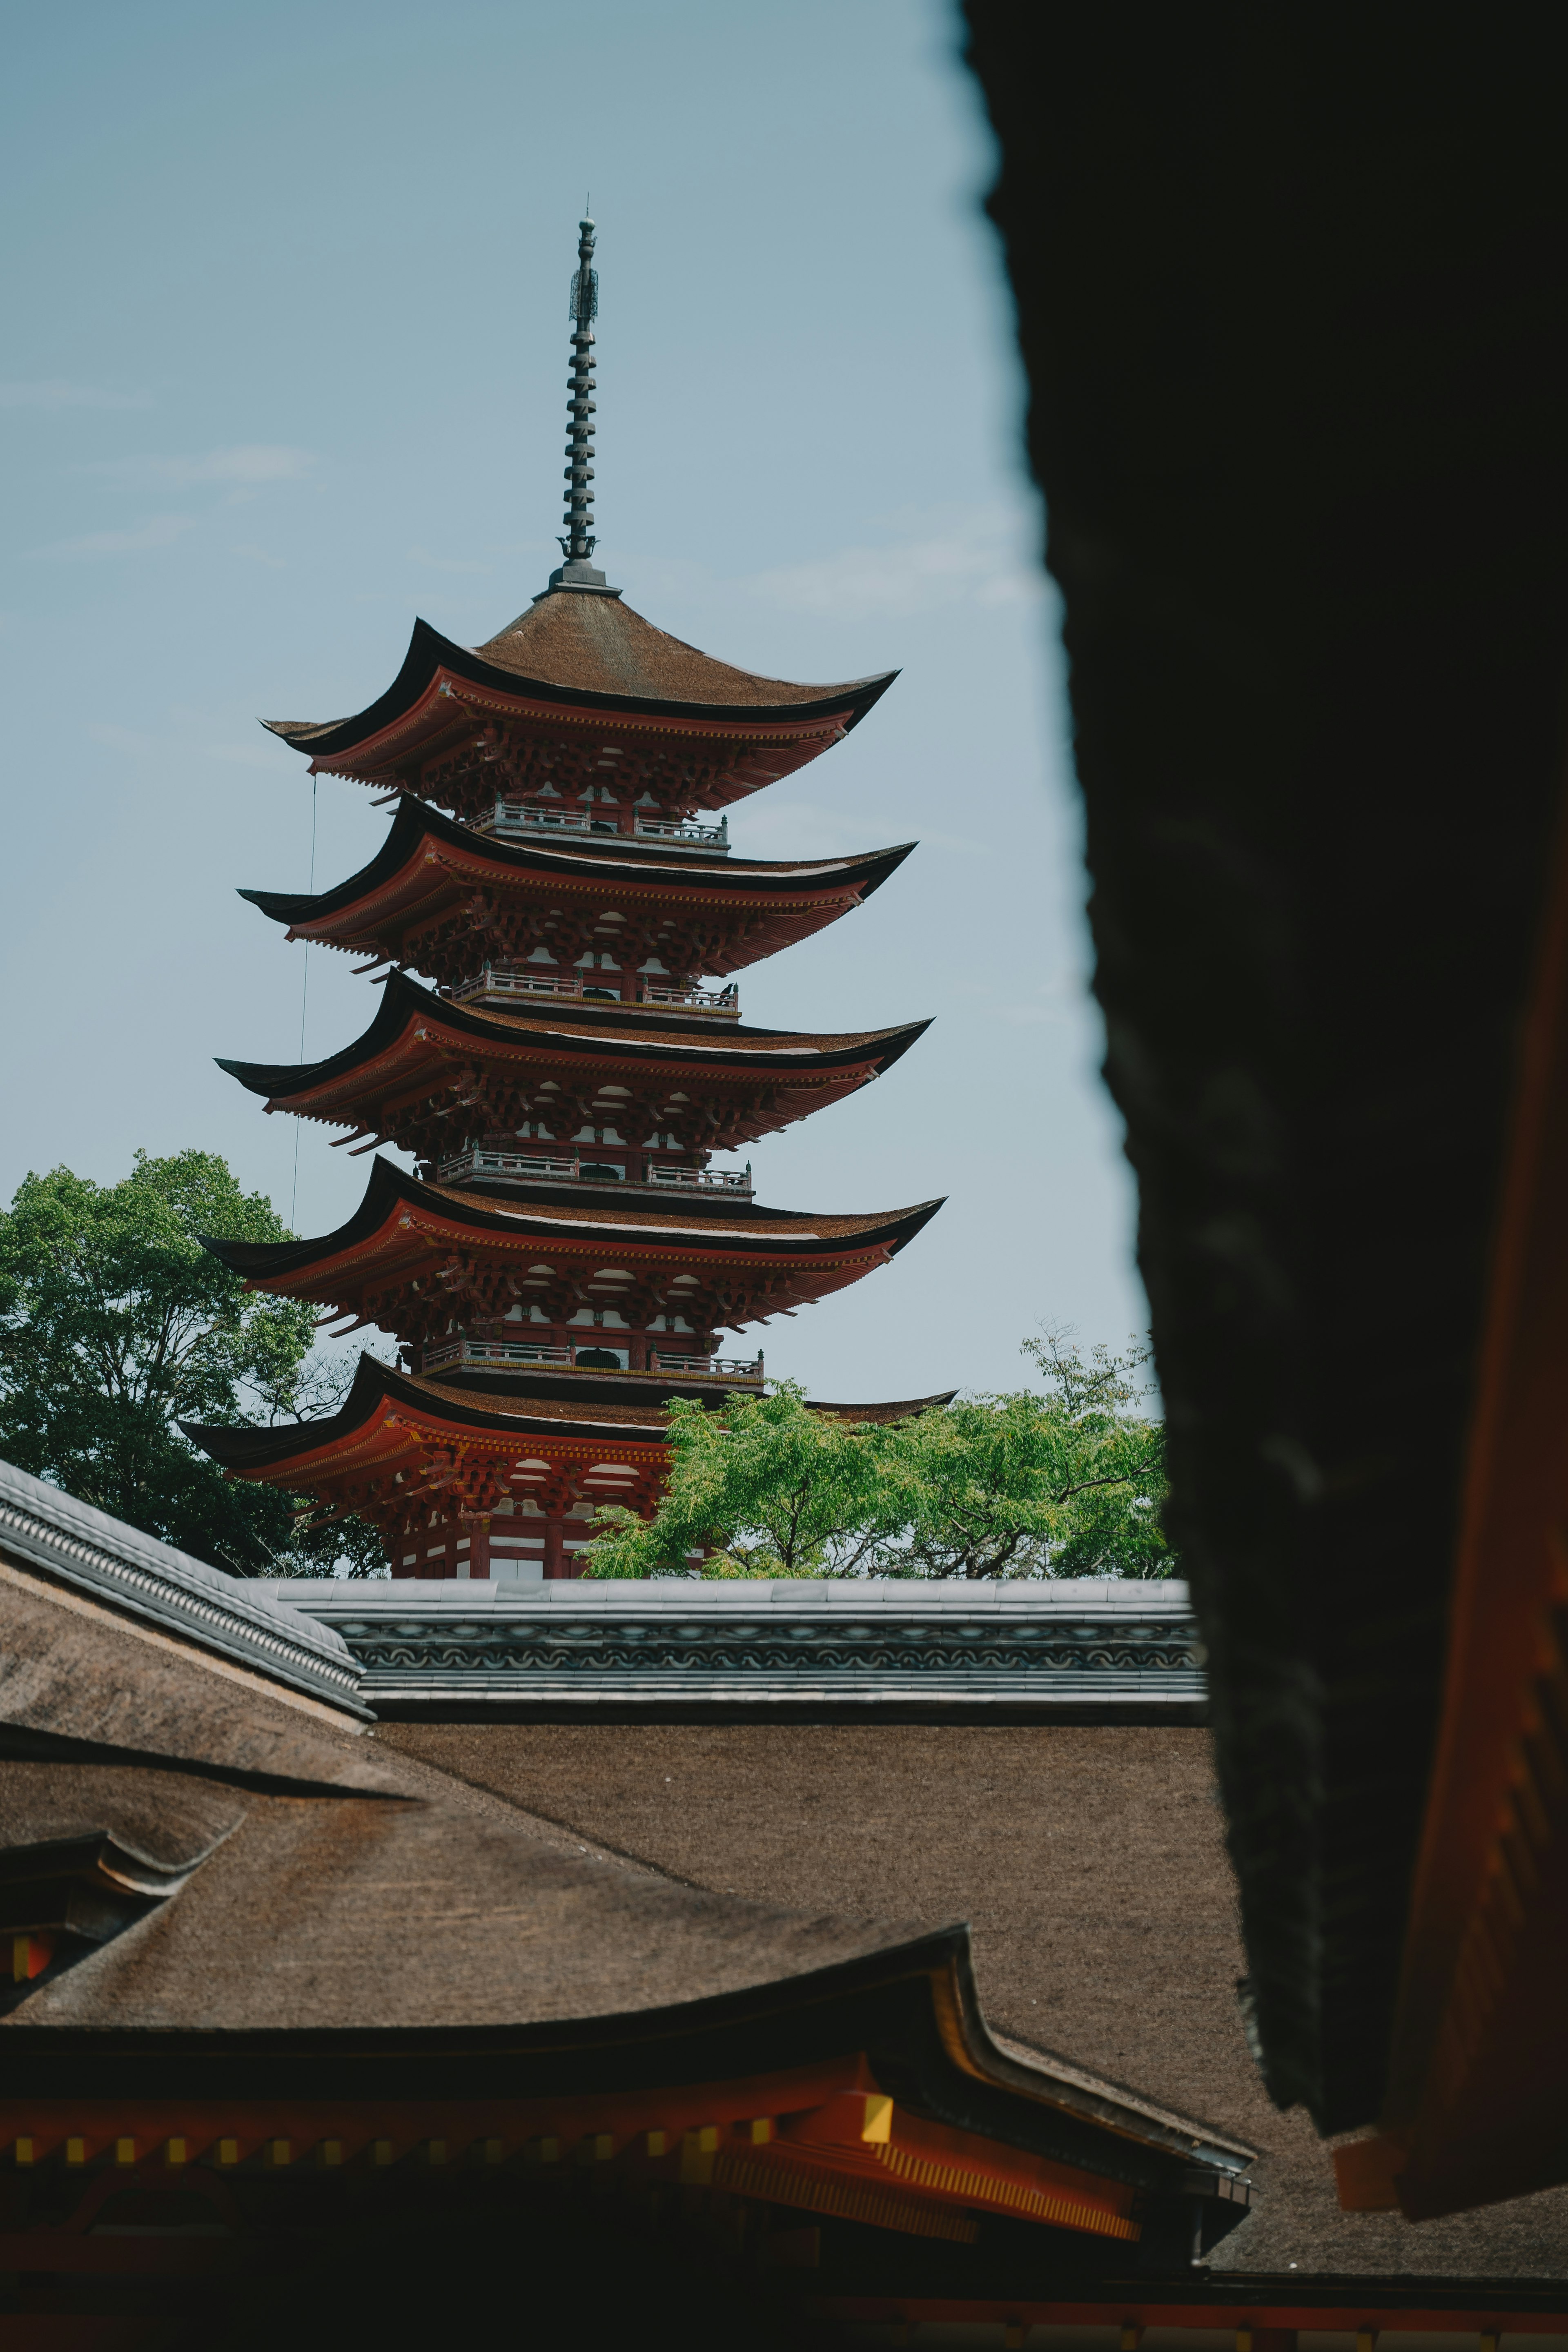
[
  {"xmin": 379, "ymin": 1719, "xmax": 1568, "ymax": 2281},
  {"xmin": 473, "ymin": 592, "xmax": 878, "ymax": 709}
]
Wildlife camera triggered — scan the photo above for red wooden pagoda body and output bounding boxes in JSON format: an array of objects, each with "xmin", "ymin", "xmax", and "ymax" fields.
[{"xmin": 190, "ymin": 216, "xmax": 942, "ymax": 1575}]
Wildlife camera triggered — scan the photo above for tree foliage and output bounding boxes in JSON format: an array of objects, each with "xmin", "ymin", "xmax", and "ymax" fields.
[
  {"xmin": 0, "ymin": 1152, "xmax": 385, "ymax": 1577},
  {"xmin": 584, "ymin": 1332, "xmax": 1173, "ymax": 1581}
]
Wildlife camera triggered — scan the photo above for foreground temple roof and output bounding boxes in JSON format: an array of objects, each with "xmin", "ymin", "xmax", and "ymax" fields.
[
  {"xmin": 7, "ymin": 1461, "xmax": 1564, "ymax": 2332},
  {"xmin": 237, "ymin": 798, "xmax": 915, "ymax": 980}
]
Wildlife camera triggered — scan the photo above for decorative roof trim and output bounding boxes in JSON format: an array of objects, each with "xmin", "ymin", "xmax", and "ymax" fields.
[
  {"xmin": 0, "ymin": 1458, "xmax": 370, "ymax": 1718},
  {"xmin": 250, "ymin": 1576, "xmax": 1203, "ymax": 1715}
]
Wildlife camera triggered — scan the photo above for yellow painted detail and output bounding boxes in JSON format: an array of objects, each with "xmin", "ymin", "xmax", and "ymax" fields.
[
  {"xmin": 320, "ymin": 2141, "xmax": 343, "ymax": 2167},
  {"xmin": 14, "ymin": 2139, "xmax": 33, "ymax": 2167},
  {"xmin": 876, "ymin": 2143, "xmax": 1139, "ymax": 2242},
  {"xmin": 592, "ymin": 2133, "xmax": 613, "ymax": 2161},
  {"xmin": 646, "ymin": 2129, "xmax": 668, "ymax": 2157},
  {"xmin": 711, "ymin": 2152, "xmax": 978, "ymax": 2245},
  {"xmin": 218, "ymin": 2139, "xmax": 240, "ymax": 2167},
  {"xmin": 680, "ymin": 2125, "xmax": 720, "ymax": 2185},
  {"xmin": 114, "ymin": 2138, "xmax": 136, "ymax": 2167},
  {"xmin": 372, "ymin": 2140, "xmax": 394, "ymax": 2167},
  {"xmin": 66, "ymin": 2138, "xmax": 86, "ymax": 2167},
  {"xmin": 861, "ymin": 2095, "xmax": 894, "ymax": 2144},
  {"xmin": 749, "ymin": 2118, "xmax": 775, "ymax": 2146},
  {"xmin": 165, "ymin": 2139, "xmax": 187, "ymax": 2167}
]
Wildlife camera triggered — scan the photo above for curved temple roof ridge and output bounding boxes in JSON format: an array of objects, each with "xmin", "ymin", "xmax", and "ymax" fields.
[
  {"xmin": 215, "ymin": 971, "xmax": 931, "ymax": 1102},
  {"xmin": 182, "ymin": 1351, "xmax": 960, "ymax": 1473},
  {"xmin": 236, "ymin": 796, "xmax": 918, "ymax": 931},
  {"xmin": 199, "ymin": 1156, "xmax": 945, "ymax": 1282},
  {"xmin": 260, "ymin": 606, "xmax": 898, "ymax": 764}
]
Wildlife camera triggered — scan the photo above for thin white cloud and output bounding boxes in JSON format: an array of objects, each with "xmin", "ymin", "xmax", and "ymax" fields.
[
  {"xmin": 85, "ymin": 444, "xmax": 314, "ymax": 488},
  {"xmin": 35, "ymin": 514, "xmax": 197, "ymax": 559},
  {"xmin": 233, "ymin": 543, "xmax": 287, "ymax": 569},
  {"xmin": 0, "ymin": 380, "xmax": 151, "ymax": 411},
  {"xmin": 747, "ymin": 508, "xmax": 1045, "ymax": 621}
]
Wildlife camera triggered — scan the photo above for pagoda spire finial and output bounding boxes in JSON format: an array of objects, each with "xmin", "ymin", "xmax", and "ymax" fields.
[{"xmin": 544, "ymin": 214, "xmax": 619, "ymax": 597}]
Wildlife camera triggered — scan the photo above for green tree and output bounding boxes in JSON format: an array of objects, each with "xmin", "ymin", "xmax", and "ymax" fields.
[
  {"xmin": 585, "ymin": 1383, "xmax": 896, "ymax": 1579},
  {"xmin": 889, "ymin": 1333, "xmax": 1171, "ymax": 1577},
  {"xmin": 0, "ymin": 1151, "xmax": 385, "ymax": 1578},
  {"xmin": 583, "ymin": 1333, "xmax": 1174, "ymax": 1581}
]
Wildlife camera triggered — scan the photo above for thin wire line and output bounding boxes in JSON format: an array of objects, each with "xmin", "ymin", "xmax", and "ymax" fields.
[{"xmin": 288, "ymin": 775, "xmax": 318, "ymax": 1230}]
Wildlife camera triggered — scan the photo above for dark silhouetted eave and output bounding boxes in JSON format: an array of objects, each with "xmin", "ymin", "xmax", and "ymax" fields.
[
  {"xmin": 238, "ymin": 801, "xmax": 916, "ymax": 930},
  {"xmin": 214, "ymin": 974, "xmax": 931, "ymax": 1103},
  {"xmin": 198, "ymin": 1158, "xmax": 944, "ymax": 1284}
]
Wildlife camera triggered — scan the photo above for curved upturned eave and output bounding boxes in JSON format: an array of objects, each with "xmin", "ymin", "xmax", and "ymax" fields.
[
  {"xmin": 261, "ymin": 616, "xmax": 897, "ymax": 762},
  {"xmin": 182, "ymin": 1356, "xmax": 956, "ymax": 1477},
  {"xmin": 181, "ymin": 1355, "xmax": 670, "ymax": 1472},
  {"xmin": 214, "ymin": 973, "xmax": 931, "ymax": 1104},
  {"xmin": 198, "ymin": 1157, "xmax": 944, "ymax": 1284},
  {"xmin": 236, "ymin": 798, "xmax": 917, "ymax": 928}
]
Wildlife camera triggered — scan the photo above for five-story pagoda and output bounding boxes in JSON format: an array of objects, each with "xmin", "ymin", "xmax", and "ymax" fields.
[{"xmin": 188, "ymin": 218, "xmax": 945, "ymax": 1577}]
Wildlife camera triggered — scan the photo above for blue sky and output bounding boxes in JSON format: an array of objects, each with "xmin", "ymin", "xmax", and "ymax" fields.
[{"xmin": 0, "ymin": 0, "xmax": 1146, "ymax": 1405}]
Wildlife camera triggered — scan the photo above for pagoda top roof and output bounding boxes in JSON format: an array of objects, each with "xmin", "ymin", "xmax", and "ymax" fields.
[
  {"xmin": 239, "ymin": 796, "xmax": 916, "ymax": 930},
  {"xmin": 200, "ymin": 1157, "xmax": 944, "ymax": 1283},
  {"xmin": 186, "ymin": 1354, "xmax": 957, "ymax": 1476},
  {"xmin": 262, "ymin": 594, "xmax": 896, "ymax": 761},
  {"xmin": 216, "ymin": 971, "xmax": 930, "ymax": 1105}
]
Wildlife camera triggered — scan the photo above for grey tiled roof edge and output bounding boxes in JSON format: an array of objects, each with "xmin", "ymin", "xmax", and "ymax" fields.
[
  {"xmin": 247, "ymin": 1576, "xmax": 1202, "ymax": 1709},
  {"xmin": 0, "ymin": 1460, "xmax": 371, "ymax": 1718}
]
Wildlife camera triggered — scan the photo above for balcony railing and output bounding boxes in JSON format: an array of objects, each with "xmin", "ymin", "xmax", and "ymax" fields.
[
  {"xmin": 442, "ymin": 968, "xmax": 739, "ymax": 1016},
  {"xmin": 635, "ymin": 815, "xmax": 728, "ymax": 849},
  {"xmin": 445, "ymin": 969, "xmax": 588, "ymax": 1004},
  {"xmin": 438, "ymin": 1150, "xmax": 581, "ymax": 1183},
  {"xmin": 471, "ymin": 802, "xmax": 729, "ymax": 854},
  {"xmin": 422, "ymin": 1337, "xmax": 574, "ymax": 1373},
  {"xmin": 436, "ymin": 1149, "xmax": 755, "ymax": 1195},
  {"xmin": 640, "ymin": 981, "xmax": 739, "ymax": 1013},
  {"xmin": 419, "ymin": 1336, "xmax": 763, "ymax": 1382},
  {"xmin": 644, "ymin": 1163, "xmax": 753, "ymax": 1192},
  {"xmin": 479, "ymin": 802, "xmax": 601, "ymax": 838}
]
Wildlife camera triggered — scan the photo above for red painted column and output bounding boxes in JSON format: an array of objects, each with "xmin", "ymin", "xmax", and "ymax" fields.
[{"xmin": 543, "ymin": 1517, "xmax": 568, "ymax": 1579}]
